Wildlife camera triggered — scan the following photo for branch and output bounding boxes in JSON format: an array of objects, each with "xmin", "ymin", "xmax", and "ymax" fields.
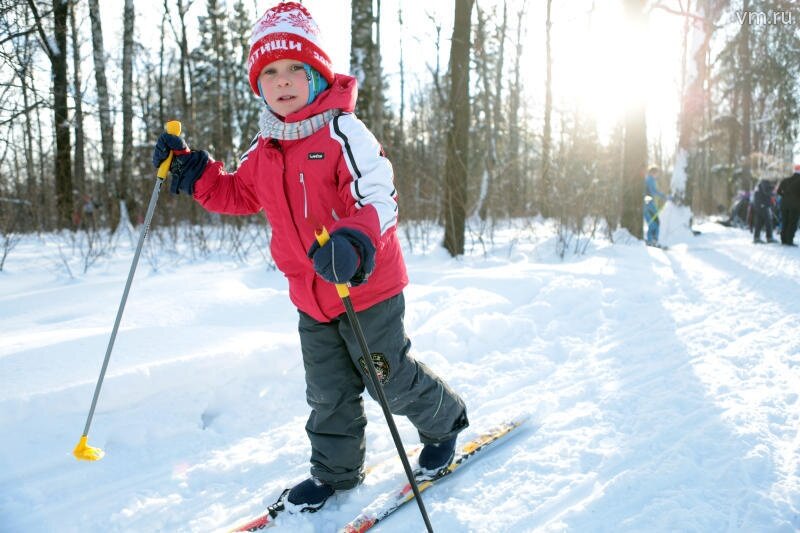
[
  {"xmin": 650, "ymin": 0, "xmax": 708, "ymax": 24},
  {"xmin": 24, "ymin": 0, "xmax": 55, "ymax": 61},
  {"xmin": 0, "ymin": 100, "xmax": 46, "ymax": 127},
  {"xmin": 0, "ymin": 27, "xmax": 37, "ymax": 47}
]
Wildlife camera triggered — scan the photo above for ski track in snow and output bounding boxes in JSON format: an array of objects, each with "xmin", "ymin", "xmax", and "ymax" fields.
[{"xmin": 0, "ymin": 221, "xmax": 798, "ymax": 532}]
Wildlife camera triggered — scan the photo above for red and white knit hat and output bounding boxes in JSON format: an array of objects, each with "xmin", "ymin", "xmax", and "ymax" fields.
[{"xmin": 247, "ymin": 2, "xmax": 334, "ymax": 96}]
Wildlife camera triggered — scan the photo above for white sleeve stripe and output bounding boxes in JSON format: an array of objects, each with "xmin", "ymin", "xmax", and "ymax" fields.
[{"xmin": 330, "ymin": 114, "xmax": 398, "ymax": 235}]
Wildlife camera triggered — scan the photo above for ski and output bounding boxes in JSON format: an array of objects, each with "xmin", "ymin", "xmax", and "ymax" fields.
[
  {"xmin": 227, "ymin": 490, "xmax": 287, "ymax": 532},
  {"xmin": 227, "ymin": 446, "xmax": 422, "ymax": 532},
  {"xmin": 340, "ymin": 415, "xmax": 529, "ymax": 533}
]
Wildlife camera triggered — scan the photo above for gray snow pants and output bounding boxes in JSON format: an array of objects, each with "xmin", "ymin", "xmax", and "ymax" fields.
[{"xmin": 298, "ymin": 292, "xmax": 468, "ymax": 490}]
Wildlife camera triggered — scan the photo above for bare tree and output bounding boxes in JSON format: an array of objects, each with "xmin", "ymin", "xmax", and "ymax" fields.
[
  {"xmin": 230, "ymin": 0, "xmax": 263, "ymax": 158},
  {"xmin": 507, "ymin": 0, "xmax": 527, "ymax": 216},
  {"xmin": 620, "ymin": 0, "xmax": 647, "ymax": 239},
  {"xmin": 4, "ymin": 5, "xmax": 42, "ymax": 221},
  {"xmin": 69, "ymin": 0, "xmax": 86, "ymax": 195},
  {"xmin": 670, "ymin": 0, "xmax": 711, "ymax": 210},
  {"xmin": 540, "ymin": 0, "xmax": 553, "ymax": 217},
  {"xmin": 397, "ymin": 4, "xmax": 406, "ymax": 145},
  {"xmin": 738, "ymin": 0, "xmax": 753, "ymax": 183},
  {"xmin": 26, "ymin": 0, "xmax": 74, "ymax": 228},
  {"xmin": 472, "ymin": 2, "xmax": 493, "ymax": 220},
  {"xmin": 472, "ymin": 1, "xmax": 507, "ymax": 221},
  {"xmin": 119, "ymin": 0, "xmax": 135, "ymax": 224},
  {"xmin": 350, "ymin": 0, "xmax": 383, "ymax": 135},
  {"xmin": 88, "ymin": 0, "xmax": 115, "ymax": 215},
  {"xmin": 175, "ymin": 0, "xmax": 194, "ymax": 125},
  {"xmin": 443, "ymin": 0, "xmax": 475, "ymax": 256}
]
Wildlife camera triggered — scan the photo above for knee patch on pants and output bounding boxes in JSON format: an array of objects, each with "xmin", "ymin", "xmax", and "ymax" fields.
[{"xmin": 359, "ymin": 352, "xmax": 390, "ymax": 385}]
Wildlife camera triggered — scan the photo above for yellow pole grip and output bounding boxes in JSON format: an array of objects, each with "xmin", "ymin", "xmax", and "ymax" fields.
[
  {"xmin": 314, "ymin": 227, "xmax": 351, "ymax": 298},
  {"xmin": 156, "ymin": 120, "xmax": 183, "ymax": 180}
]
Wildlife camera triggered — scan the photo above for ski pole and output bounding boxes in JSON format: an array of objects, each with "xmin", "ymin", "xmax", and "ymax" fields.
[
  {"xmin": 314, "ymin": 227, "xmax": 434, "ymax": 533},
  {"xmin": 73, "ymin": 120, "xmax": 182, "ymax": 461}
]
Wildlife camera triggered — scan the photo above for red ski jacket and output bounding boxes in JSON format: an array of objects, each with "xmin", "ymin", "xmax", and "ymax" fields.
[{"xmin": 193, "ymin": 74, "xmax": 408, "ymax": 322}]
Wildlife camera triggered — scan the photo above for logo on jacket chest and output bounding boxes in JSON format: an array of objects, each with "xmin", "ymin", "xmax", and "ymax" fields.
[{"xmin": 307, "ymin": 152, "xmax": 325, "ymax": 160}]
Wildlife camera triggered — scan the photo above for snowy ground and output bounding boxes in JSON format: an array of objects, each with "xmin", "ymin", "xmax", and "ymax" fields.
[{"xmin": 1, "ymin": 219, "xmax": 799, "ymax": 532}]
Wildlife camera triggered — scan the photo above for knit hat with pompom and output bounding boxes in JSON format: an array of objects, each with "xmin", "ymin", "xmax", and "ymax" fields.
[{"xmin": 247, "ymin": 2, "xmax": 334, "ymax": 97}]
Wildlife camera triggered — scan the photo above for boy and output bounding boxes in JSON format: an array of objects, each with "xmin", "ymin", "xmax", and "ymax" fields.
[{"xmin": 152, "ymin": 1, "xmax": 468, "ymax": 512}]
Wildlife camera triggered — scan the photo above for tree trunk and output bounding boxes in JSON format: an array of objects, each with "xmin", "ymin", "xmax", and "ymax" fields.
[
  {"xmin": 15, "ymin": 10, "xmax": 37, "ymax": 212},
  {"xmin": 88, "ymin": 0, "xmax": 115, "ymax": 222},
  {"xmin": 739, "ymin": 0, "xmax": 753, "ymax": 184},
  {"xmin": 508, "ymin": 1, "xmax": 526, "ymax": 215},
  {"xmin": 620, "ymin": 0, "xmax": 647, "ymax": 240},
  {"xmin": 540, "ymin": 0, "xmax": 553, "ymax": 217},
  {"xmin": 373, "ymin": 0, "xmax": 383, "ymax": 137},
  {"xmin": 208, "ymin": 0, "xmax": 224, "ymax": 156},
  {"xmin": 120, "ymin": 0, "xmax": 135, "ymax": 223},
  {"xmin": 69, "ymin": 0, "xmax": 86, "ymax": 196},
  {"xmin": 28, "ymin": 0, "xmax": 75, "ymax": 229},
  {"xmin": 672, "ymin": 0, "xmax": 710, "ymax": 206},
  {"xmin": 178, "ymin": 0, "xmax": 193, "ymax": 125},
  {"xmin": 53, "ymin": 0, "xmax": 73, "ymax": 228},
  {"xmin": 493, "ymin": 0, "xmax": 507, "ymax": 212},
  {"xmin": 159, "ymin": 0, "xmax": 168, "ymax": 127},
  {"xmin": 397, "ymin": 4, "xmax": 405, "ymax": 144},
  {"xmin": 443, "ymin": 0, "xmax": 474, "ymax": 256},
  {"xmin": 350, "ymin": 0, "xmax": 382, "ymax": 135},
  {"xmin": 473, "ymin": 4, "xmax": 493, "ymax": 220}
]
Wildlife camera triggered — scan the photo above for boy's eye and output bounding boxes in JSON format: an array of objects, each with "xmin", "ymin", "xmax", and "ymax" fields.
[{"xmin": 290, "ymin": 64, "xmax": 304, "ymax": 72}]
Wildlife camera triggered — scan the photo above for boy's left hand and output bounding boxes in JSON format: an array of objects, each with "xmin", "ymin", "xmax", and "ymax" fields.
[{"xmin": 308, "ymin": 227, "xmax": 375, "ymax": 286}]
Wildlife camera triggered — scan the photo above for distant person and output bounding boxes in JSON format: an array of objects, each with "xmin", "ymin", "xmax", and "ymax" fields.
[
  {"xmin": 751, "ymin": 179, "xmax": 776, "ymax": 244},
  {"xmin": 777, "ymin": 164, "xmax": 800, "ymax": 246},
  {"xmin": 643, "ymin": 166, "xmax": 669, "ymax": 247},
  {"xmin": 82, "ymin": 195, "xmax": 97, "ymax": 230}
]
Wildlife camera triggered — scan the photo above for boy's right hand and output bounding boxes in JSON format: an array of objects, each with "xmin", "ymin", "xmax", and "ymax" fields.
[
  {"xmin": 152, "ymin": 132, "xmax": 190, "ymax": 169},
  {"xmin": 152, "ymin": 133, "xmax": 209, "ymax": 195}
]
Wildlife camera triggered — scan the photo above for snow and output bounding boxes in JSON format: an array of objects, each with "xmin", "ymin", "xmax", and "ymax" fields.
[
  {"xmin": 1, "ymin": 220, "xmax": 799, "ymax": 532},
  {"xmin": 658, "ymin": 202, "xmax": 695, "ymax": 248},
  {"xmin": 670, "ymin": 148, "xmax": 689, "ymax": 198}
]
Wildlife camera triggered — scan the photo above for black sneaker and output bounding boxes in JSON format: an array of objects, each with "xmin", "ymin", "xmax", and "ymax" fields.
[
  {"xmin": 285, "ymin": 477, "xmax": 335, "ymax": 513},
  {"xmin": 418, "ymin": 437, "xmax": 457, "ymax": 476}
]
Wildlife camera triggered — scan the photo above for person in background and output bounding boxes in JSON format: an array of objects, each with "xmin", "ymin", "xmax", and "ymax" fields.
[
  {"xmin": 777, "ymin": 164, "xmax": 800, "ymax": 246},
  {"xmin": 751, "ymin": 178, "xmax": 776, "ymax": 244},
  {"xmin": 643, "ymin": 166, "xmax": 669, "ymax": 247}
]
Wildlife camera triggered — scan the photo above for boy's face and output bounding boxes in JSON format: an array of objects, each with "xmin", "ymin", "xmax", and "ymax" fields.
[{"xmin": 258, "ymin": 59, "xmax": 310, "ymax": 117}]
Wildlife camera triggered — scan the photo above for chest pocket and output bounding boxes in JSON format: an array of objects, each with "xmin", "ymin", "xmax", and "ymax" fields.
[{"xmin": 290, "ymin": 142, "xmax": 345, "ymax": 228}]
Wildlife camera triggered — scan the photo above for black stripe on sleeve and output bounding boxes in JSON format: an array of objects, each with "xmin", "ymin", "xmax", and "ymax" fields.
[{"xmin": 332, "ymin": 115, "xmax": 365, "ymax": 199}]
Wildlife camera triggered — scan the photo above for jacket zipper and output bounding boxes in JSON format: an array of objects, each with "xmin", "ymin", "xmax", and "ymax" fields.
[{"xmin": 299, "ymin": 171, "xmax": 308, "ymax": 219}]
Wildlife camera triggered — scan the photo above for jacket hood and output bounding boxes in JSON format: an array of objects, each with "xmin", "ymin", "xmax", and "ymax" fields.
[{"xmin": 283, "ymin": 73, "xmax": 357, "ymax": 123}]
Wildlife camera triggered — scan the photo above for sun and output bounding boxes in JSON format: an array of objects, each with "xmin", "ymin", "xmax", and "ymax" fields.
[{"xmin": 538, "ymin": 3, "xmax": 683, "ymax": 145}]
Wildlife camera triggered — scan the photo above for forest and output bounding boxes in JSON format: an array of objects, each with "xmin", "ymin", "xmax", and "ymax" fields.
[{"xmin": 0, "ymin": 0, "xmax": 798, "ymax": 262}]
